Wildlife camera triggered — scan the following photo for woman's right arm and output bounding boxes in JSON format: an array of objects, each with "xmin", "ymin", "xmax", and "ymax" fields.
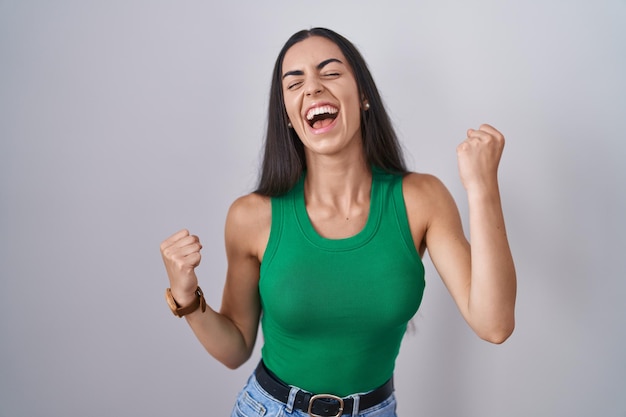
[{"xmin": 160, "ymin": 193, "xmax": 270, "ymax": 369}]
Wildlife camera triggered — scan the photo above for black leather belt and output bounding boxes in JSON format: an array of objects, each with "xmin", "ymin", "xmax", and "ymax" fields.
[{"xmin": 254, "ymin": 361, "xmax": 394, "ymax": 417}]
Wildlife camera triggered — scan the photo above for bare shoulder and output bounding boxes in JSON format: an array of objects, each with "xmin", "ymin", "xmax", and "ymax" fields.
[
  {"xmin": 402, "ymin": 172, "xmax": 454, "ymax": 208},
  {"xmin": 227, "ymin": 192, "xmax": 271, "ymax": 223},
  {"xmin": 225, "ymin": 192, "xmax": 271, "ymax": 261},
  {"xmin": 401, "ymin": 172, "xmax": 461, "ymax": 253}
]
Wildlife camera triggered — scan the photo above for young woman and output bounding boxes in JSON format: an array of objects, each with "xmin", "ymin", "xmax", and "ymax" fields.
[{"xmin": 160, "ymin": 27, "xmax": 516, "ymax": 417}]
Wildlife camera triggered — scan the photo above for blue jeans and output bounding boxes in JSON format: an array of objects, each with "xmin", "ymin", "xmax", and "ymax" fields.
[{"xmin": 231, "ymin": 373, "xmax": 398, "ymax": 417}]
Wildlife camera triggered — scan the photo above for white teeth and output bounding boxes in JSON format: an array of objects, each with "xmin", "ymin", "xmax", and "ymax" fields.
[{"xmin": 306, "ymin": 105, "xmax": 338, "ymax": 121}]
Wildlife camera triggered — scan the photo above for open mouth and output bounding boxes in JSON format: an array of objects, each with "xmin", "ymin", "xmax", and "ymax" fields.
[{"xmin": 306, "ymin": 105, "xmax": 338, "ymax": 129}]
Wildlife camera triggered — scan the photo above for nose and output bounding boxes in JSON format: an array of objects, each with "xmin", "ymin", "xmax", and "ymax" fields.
[{"xmin": 304, "ymin": 79, "xmax": 323, "ymax": 96}]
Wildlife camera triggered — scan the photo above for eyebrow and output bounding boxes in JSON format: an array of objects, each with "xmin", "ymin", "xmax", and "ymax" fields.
[{"xmin": 282, "ymin": 58, "xmax": 343, "ymax": 79}]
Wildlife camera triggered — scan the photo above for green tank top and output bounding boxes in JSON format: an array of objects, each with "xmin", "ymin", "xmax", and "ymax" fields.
[{"xmin": 259, "ymin": 168, "xmax": 425, "ymax": 396}]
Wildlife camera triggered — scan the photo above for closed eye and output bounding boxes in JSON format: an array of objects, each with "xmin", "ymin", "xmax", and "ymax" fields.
[
  {"xmin": 284, "ymin": 71, "xmax": 340, "ymax": 91},
  {"xmin": 287, "ymin": 81, "xmax": 303, "ymax": 90}
]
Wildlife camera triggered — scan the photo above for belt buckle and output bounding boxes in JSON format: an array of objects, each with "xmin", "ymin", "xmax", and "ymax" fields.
[{"xmin": 307, "ymin": 393, "xmax": 344, "ymax": 417}]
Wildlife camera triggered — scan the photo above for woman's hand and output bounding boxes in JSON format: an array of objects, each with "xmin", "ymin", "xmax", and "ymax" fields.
[
  {"xmin": 160, "ymin": 229, "xmax": 203, "ymax": 306},
  {"xmin": 457, "ymin": 124, "xmax": 505, "ymax": 192}
]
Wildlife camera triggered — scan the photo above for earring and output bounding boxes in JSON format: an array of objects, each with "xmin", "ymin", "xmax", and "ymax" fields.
[
  {"xmin": 363, "ymin": 101, "xmax": 370, "ymax": 110},
  {"xmin": 287, "ymin": 121, "xmax": 293, "ymax": 128}
]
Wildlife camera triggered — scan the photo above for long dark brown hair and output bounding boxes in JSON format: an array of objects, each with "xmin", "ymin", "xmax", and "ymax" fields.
[{"xmin": 255, "ymin": 28, "xmax": 408, "ymax": 196}]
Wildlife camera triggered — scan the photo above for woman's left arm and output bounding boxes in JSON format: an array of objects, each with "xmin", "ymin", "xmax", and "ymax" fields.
[{"xmin": 422, "ymin": 124, "xmax": 516, "ymax": 343}]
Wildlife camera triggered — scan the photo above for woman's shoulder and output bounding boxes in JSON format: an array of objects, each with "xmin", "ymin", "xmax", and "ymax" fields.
[
  {"xmin": 402, "ymin": 171, "xmax": 457, "ymax": 212},
  {"xmin": 402, "ymin": 171, "xmax": 449, "ymax": 194},
  {"xmin": 225, "ymin": 192, "xmax": 272, "ymax": 259},
  {"xmin": 227, "ymin": 192, "xmax": 272, "ymax": 226}
]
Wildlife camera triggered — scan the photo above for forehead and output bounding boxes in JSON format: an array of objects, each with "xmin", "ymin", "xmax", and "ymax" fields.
[{"xmin": 282, "ymin": 36, "xmax": 348, "ymax": 71}]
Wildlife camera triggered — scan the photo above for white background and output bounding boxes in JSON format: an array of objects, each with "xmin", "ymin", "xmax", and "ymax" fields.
[{"xmin": 1, "ymin": 1, "xmax": 625, "ymax": 416}]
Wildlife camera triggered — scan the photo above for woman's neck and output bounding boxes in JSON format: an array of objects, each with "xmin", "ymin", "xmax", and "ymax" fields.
[{"xmin": 303, "ymin": 156, "xmax": 371, "ymax": 217}]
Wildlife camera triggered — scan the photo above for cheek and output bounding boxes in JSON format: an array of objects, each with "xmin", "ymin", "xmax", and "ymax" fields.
[
  {"xmin": 341, "ymin": 84, "xmax": 361, "ymax": 114},
  {"xmin": 283, "ymin": 96, "xmax": 301, "ymax": 120},
  {"xmin": 343, "ymin": 96, "xmax": 362, "ymax": 124}
]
